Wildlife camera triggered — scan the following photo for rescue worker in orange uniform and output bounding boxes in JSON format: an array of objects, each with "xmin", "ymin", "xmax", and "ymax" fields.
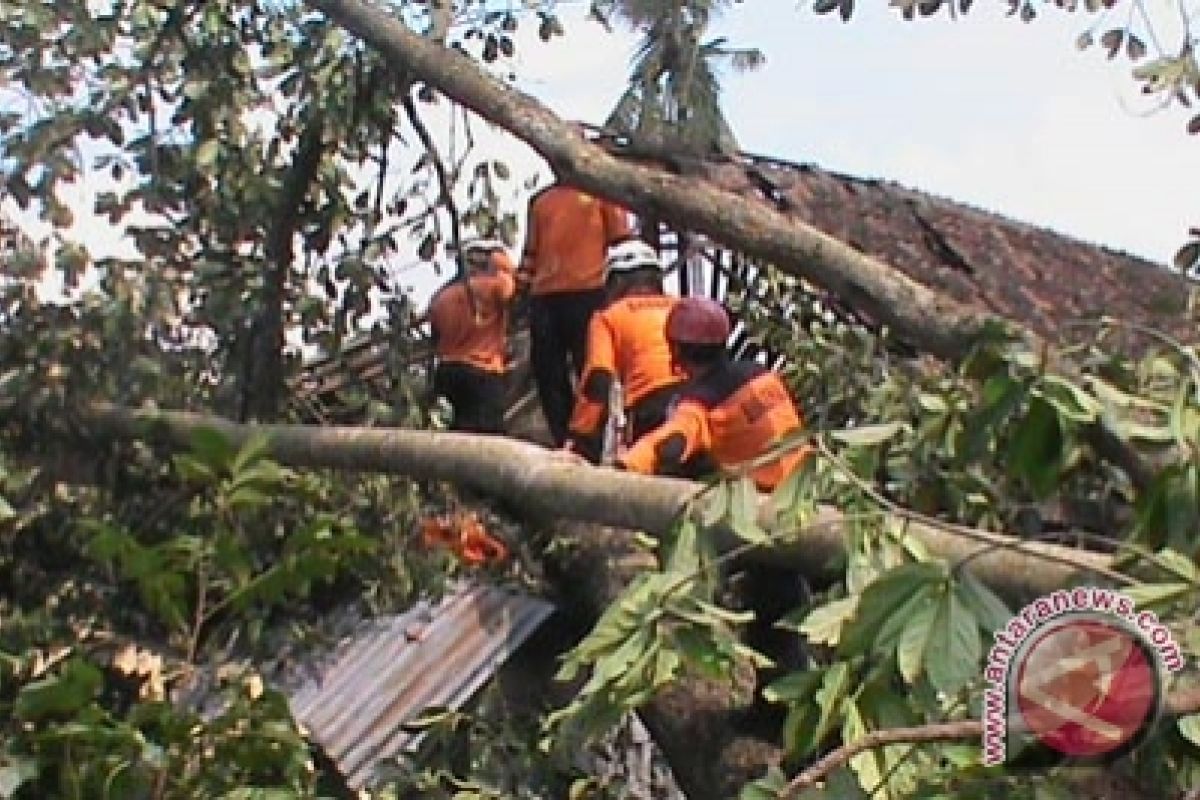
[
  {"xmin": 563, "ymin": 240, "xmax": 683, "ymax": 464},
  {"xmin": 519, "ymin": 181, "xmax": 634, "ymax": 446},
  {"xmin": 425, "ymin": 238, "xmax": 516, "ymax": 434},
  {"xmin": 616, "ymin": 296, "xmax": 809, "ymax": 490},
  {"xmin": 617, "ymin": 296, "xmax": 812, "ymax": 722}
]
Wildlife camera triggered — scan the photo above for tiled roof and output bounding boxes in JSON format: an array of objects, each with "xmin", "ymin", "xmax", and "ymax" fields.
[{"xmin": 612, "ymin": 142, "xmax": 1199, "ymax": 351}]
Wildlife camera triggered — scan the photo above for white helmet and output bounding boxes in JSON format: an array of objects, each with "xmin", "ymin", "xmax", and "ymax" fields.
[{"xmin": 605, "ymin": 240, "xmax": 662, "ymax": 275}]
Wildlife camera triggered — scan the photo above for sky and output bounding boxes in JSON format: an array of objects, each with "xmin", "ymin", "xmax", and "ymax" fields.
[{"xmin": 502, "ymin": 1, "xmax": 1199, "ymax": 271}]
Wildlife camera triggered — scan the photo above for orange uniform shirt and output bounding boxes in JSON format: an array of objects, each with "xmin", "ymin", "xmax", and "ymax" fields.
[
  {"xmin": 521, "ymin": 185, "xmax": 633, "ymax": 296},
  {"xmin": 568, "ymin": 293, "xmax": 681, "ymax": 440},
  {"xmin": 619, "ymin": 361, "xmax": 808, "ymax": 492},
  {"xmin": 427, "ymin": 252, "xmax": 516, "ymax": 373}
]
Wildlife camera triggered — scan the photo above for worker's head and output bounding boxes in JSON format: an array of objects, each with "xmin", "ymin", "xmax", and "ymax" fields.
[
  {"xmin": 665, "ymin": 297, "xmax": 731, "ymax": 377},
  {"xmin": 604, "ymin": 239, "xmax": 664, "ymax": 299},
  {"xmin": 458, "ymin": 237, "xmax": 505, "ymax": 273}
]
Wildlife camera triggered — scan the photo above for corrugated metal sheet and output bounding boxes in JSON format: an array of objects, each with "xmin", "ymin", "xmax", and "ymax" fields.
[{"xmin": 287, "ymin": 581, "xmax": 554, "ymax": 790}]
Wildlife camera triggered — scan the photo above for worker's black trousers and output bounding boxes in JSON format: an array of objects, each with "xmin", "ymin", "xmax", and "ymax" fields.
[
  {"xmin": 528, "ymin": 288, "xmax": 607, "ymax": 446},
  {"xmin": 433, "ymin": 362, "xmax": 507, "ymax": 435}
]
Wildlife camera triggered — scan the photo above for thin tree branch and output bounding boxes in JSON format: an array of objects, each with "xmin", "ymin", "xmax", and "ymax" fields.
[{"xmin": 401, "ymin": 89, "xmax": 476, "ymax": 318}]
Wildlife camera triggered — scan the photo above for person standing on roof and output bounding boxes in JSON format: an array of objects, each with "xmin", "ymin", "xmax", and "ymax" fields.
[
  {"xmin": 562, "ymin": 239, "xmax": 683, "ymax": 464},
  {"xmin": 616, "ymin": 296, "xmax": 811, "ymax": 489},
  {"xmin": 424, "ymin": 238, "xmax": 517, "ymax": 434},
  {"xmin": 519, "ymin": 179, "xmax": 634, "ymax": 446}
]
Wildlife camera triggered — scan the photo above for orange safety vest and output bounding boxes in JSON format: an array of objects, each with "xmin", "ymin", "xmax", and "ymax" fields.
[
  {"xmin": 619, "ymin": 361, "xmax": 809, "ymax": 492},
  {"xmin": 427, "ymin": 252, "xmax": 516, "ymax": 373},
  {"xmin": 568, "ymin": 293, "xmax": 681, "ymax": 440},
  {"xmin": 521, "ymin": 185, "xmax": 633, "ymax": 296}
]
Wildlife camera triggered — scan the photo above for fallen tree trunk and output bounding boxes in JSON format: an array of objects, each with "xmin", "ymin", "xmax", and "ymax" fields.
[{"xmin": 62, "ymin": 402, "xmax": 1116, "ymax": 602}]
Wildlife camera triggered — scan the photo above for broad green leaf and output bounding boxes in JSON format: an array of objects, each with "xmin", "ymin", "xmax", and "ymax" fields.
[
  {"xmin": 189, "ymin": 425, "xmax": 235, "ymax": 472},
  {"xmin": 15, "ymin": 658, "xmax": 102, "ymax": 720},
  {"xmin": 729, "ymin": 475, "xmax": 770, "ymax": 545},
  {"xmin": 796, "ymin": 596, "xmax": 858, "ymax": 647},
  {"xmin": 172, "ymin": 453, "xmax": 216, "ymax": 483},
  {"xmin": 0, "ymin": 495, "xmax": 13, "ymax": 521},
  {"xmin": 842, "ymin": 700, "xmax": 882, "ymax": 796},
  {"xmin": 671, "ymin": 626, "xmax": 730, "ymax": 679},
  {"xmin": 231, "ymin": 431, "xmax": 273, "ymax": 477},
  {"xmin": 1006, "ymin": 395, "xmax": 1064, "ymax": 499},
  {"xmin": 955, "ymin": 373, "xmax": 1025, "ymax": 463},
  {"xmin": 763, "ymin": 667, "xmax": 824, "ymax": 704},
  {"xmin": 783, "ymin": 700, "xmax": 822, "ymax": 757},
  {"xmin": 896, "ymin": 592, "xmax": 939, "ymax": 684},
  {"xmin": 924, "ymin": 587, "xmax": 980, "ymax": 696},
  {"xmin": 955, "ymin": 568, "xmax": 1012, "ymax": 634},
  {"xmin": 1122, "ymin": 581, "xmax": 1194, "ymax": 609},
  {"xmin": 839, "ymin": 561, "xmax": 945, "ymax": 656},
  {"xmin": 1039, "ymin": 374, "xmax": 1101, "ymax": 423},
  {"xmin": 813, "ymin": 661, "xmax": 852, "ymax": 744}
]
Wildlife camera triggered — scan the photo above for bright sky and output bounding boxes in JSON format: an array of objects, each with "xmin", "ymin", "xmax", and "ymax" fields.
[{"xmin": 505, "ymin": 2, "xmax": 1198, "ymax": 271}]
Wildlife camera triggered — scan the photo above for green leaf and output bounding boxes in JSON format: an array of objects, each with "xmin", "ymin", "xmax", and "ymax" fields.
[
  {"xmin": 796, "ymin": 596, "xmax": 857, "ymax": 647},
  {"xmin": 189, "ymin": 425, "xmax": 235, "ymax": 472},
  {"xmin": 924, "ymin": 586, "xmax": 980, "ymax": 696},
  {"xmin": 1039, "ymin": 374, "xmax": 1101, "ymax": 423},
  {"xmin": 830, "ymin": 421, "xmax": 905, "ymax": 447},
  {"xmin": 813, "ymin": 661, "xmax": 852, "ymax": 745},
  {"xmin": 763, "ymin": 668, "xmax": 825, "ymax": 704},
  {"xmin": 15, "ymin": 658, "xmax": 102, "ymax": 720},
  {"xmin": 955, "ymin": 568, "xmax": 1012, "ymax": 634},
  {"xmin": 231, "ymin": 431, "xmax": 273, "ymax": 477},
  {"xmin": 1006, "ymin": 395, "xmax": 1064, "ymax": 499},
  {"xmin": 955, "ymin": 373, "xmax": 1025, "ymax": 463},
  {"xmin": 1122, "ymin": 581, "xmax": 1194, "ymax": 609},
  {"xmin": 729, "ymin": 476, "xmax": 770, "ymax": 545},
  {"xmin": 896, "ymin": 591, "xmax": 939, "ymax": 684},
  {"xmin": 839, "ymin": 561, "xmax": 944, "ymax": 657},
  {"xmin": 0, "ymin": 495, "xmax": 13, "ymax": 522}
]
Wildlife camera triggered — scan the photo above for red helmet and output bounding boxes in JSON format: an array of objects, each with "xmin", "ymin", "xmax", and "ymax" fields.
[{"xmin": 666, "ymin": 297, "xmax": 731, "ymax": 345}]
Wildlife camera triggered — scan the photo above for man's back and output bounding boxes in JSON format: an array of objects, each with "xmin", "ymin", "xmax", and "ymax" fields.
[
  {"xmin": 427, "ymin": 253, "xmax": 516, "ymax": 373},
  {"xmin": 620, "ymin": 360, "xmax": 807, "ymax": 491},
  {"xmin": 523, "ymin": 185, "xmax": 632, "ymax": 295},
  {"xmin": 590, "ymin": 293, "xmax": 680, "ymax": 406}
]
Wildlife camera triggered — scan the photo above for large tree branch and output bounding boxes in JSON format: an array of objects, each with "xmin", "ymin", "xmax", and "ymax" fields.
[{"xmin": 56, "ymin": 403, "xmax": 1120, "ymax": 602}]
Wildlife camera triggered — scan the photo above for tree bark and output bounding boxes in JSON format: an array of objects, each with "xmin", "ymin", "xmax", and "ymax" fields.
[
  {"xmin": 245, "ymin": 113, "xmax": 326, "ymax": 422},
  {"xmin": 66, "ymin": 403, "xmax": 1114, "ymax": 602}
]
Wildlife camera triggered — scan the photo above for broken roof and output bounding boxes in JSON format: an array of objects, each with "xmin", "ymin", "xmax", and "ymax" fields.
[{"xmin": 593, "ymin": 134, "xmax": 1199, "ymax": 352}]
